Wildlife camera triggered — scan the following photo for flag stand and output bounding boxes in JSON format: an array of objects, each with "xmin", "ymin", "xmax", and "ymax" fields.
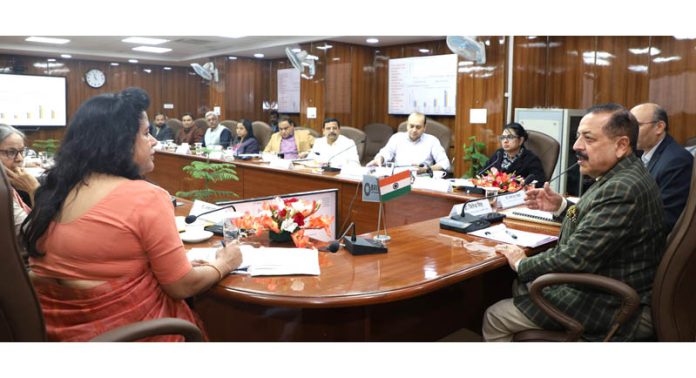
[{"xmin": 374, "ymin": 202, "xmax": 391, "ymax": 242}]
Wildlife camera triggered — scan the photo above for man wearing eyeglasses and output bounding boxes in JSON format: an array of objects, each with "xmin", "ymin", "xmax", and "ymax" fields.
[{"xmin": 630, "ymin": 103, "xmax": 693, "ymax": 232}]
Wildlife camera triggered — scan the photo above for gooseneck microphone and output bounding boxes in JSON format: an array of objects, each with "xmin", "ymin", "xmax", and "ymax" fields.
[
  {"xmin": 317, "ymin": 143, "xmax": 358, "ymax": 172},
  {"xmin": 185, "ymin": 204, "xmax": 237, "ymax": 224},
  {"xmin": 477, "ymin": 150, "xmax": 502, "ymax": 176},
  {"xmin": 547, "ymin": 161, "xmax": 579, "ymax": 184},
  {"xmin": 319, "ymin": 221, "xmax": 357, "ymax": 253}
]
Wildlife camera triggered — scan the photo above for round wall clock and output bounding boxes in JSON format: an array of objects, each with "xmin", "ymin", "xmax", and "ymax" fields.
[{"xmin": 85, "ymin": 68, "xmax": 106, "ymax": 88}]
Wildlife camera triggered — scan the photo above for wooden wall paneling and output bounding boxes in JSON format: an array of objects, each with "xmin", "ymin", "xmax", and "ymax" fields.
[
  {"xmin": 324, "ymin": 43, "xmax": 352, "ymax": 126},
  {"xmin": 299, "ymin": 42, "xmax": 326, "ymax": 131},
  {"xmin": 647, "ymin": 36, "xmax": 696, "ymax": 144},
  {"xmin": 546, "ymin": 36, "xmax": 597, "ymax": 109},
  {"xmin": 511, "ymin": 36, "xmax": 548, "ymax": 110},
  {"xmin": 454, "ymin": 36, "xmax": 508, "ymax": 178},
  {"xmin": 224, "ymin": 57, "xmax": 266, "ymax": 122},
  {"xmin": 206, "ymin": 57, "xmax": 227, "ymax": 119},
  {"xmin": 593, "ymin": 36, "xmax": 651, "ymax": 107},
  {"xmin": 350, "ymin": 44, "xmax": 376, "ymax": 129}
]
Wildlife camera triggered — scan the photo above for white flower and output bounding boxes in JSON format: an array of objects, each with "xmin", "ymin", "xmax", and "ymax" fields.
[{"xmin": 280, "ymin": 219, "xmax": 298, "ymax": 233}]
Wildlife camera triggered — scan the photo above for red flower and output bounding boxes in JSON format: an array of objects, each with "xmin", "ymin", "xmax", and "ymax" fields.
[
  {"xmin": 283, "ymin": 198, "xmax": 298, "ymax": 205},
  {"xmin": 278, "ymin": 208, "xmax": 287, "ymax": 218},
  {"xmin": 293, "ymin": 213, "xmax": 305, "ymax": 227}
]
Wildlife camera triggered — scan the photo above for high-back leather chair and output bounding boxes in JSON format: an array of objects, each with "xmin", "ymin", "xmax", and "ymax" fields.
[
  {"xmin": 252, "ymin": 121, "xmax": 273, "ymax": 150},
  {"xmin": 339, "ymin": 126, "xmax": 367, "ymax": 162},
  {"xmin": 513, "ymin": 161, "xmax": 696, "ymax": 341},
  {"xmin": 363, "ymin": 123, "xmax": 394, "ymax": 164},
  {"xmin": 220, "ymin": 120, "xmax": 238, "ymax": 130},
  {"xmin": 397, "ymin": 119, "xmax": 452, "ymax": 156},
  {"xmin": 524, "ymin": 130, "xmax": 560, "ymax": 182},
  {"xmin": 194, "ymin": 118, "xmax": 208, "ymax": 131},
  {"xmin": 295, "ymin": 126, "xmax": 321, "ymax": 138},
  {"xmin": 0, "ymin": 169, "xmax": 203, "ymax": 342},
  {"xmin": 166, "ymin": 118, "xmax": 183, "ymax": 137},
  {"xmin": 685, "ymin": 136, "xmax": 696, "ymax": 147}
]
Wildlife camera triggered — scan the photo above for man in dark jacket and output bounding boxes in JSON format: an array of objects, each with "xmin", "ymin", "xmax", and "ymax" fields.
[
  {"xmin": 483, "ymin": 104, "xmax": 666, "ymax": 341},
  {"xmin": 631, "ymin": 103, "xmax": 693, "ymax": 232}
]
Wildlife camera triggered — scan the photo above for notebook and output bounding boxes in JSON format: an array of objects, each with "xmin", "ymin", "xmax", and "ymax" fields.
[{"xmin": 500, "ymin": 207, "xmax": 562, "ymax": 226}]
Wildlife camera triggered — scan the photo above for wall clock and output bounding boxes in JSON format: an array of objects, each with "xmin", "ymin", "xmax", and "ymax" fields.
[{"xmin": 85, "ymin": 68, "xmax": 106, "ymax": 88}]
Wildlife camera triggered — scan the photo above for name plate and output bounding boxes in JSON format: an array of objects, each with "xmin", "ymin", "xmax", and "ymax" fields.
[
  {"xmin": 270, "ymin": 159, "xmax": 293, "ymax": 170},
  {"xmin": 464, "ymin": 199, "xmax": 493, "ymax": 216},
  {"xmin": 175, "ymin": 144, "xmax": 191, "ymax": 155},
  {"xmin": 497, "ymin": 191, "xmax": 525, "ymax": 209},
  {"xmin": 412, "ymin": 177, "xmax": 452, "ymax": 193},
  {"xmin": 208, "ymin": 150, "xmax": 224, "ymax": 160}
]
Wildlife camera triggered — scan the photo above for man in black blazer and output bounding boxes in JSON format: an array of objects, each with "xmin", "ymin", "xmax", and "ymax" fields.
[{"xmin": 631, "ymin": 103, "xmax": 693, "ymax": 232}]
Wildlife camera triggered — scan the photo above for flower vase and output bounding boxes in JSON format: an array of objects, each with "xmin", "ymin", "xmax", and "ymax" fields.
[{"xmin": 269, "ymin": 230, "xmax": 292, "ymax": 243}]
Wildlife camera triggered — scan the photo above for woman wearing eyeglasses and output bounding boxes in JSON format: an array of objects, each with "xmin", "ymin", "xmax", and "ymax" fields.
[
  {"xmin": 0, "ymin": 124, "xmax": 40, "ymax": 235},
  {"xmin": 487, "ymin": 122, "xmax": 545, "ymax": 187}
]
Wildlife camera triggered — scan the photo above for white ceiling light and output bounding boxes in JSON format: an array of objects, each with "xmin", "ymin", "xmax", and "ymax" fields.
[
  {"xmin": 316, "ymin": 44, "xmax": 333, "ymax": 50},
  {"xmin": 60, "ymin": 54, "xmax": 72, "ymax": 59},
  {"xmin": 218, "ymin": 35, "xmax": 246, "ymax": 39},
  {"xmin": 254, "ymin": 53, "xmax": 265, "ymax": 58},
  {"xmin": 143, "ymin": 68, "xmax": 152, "ymax": 73},
  {"xmin": 122, "ymin": 37, "xmax": 169, "ymax": 45},
  {"xmin": 132, "ymin": 46, "xmax": 172, "ymax": 54},
  {"xmin": 419, "ymin": 49, "xmax": 430, "ymax": 53},
  {"xmin": 163, "ymin": 67, "xmax": 172, "ymax": 70},
  {"xmin": 47, "ymin": 58, "xmax": 56, "ymax": 62},
  {"xmin": 366, "ymin": 38, "xmax": 379, "ymax": 44},
  {"xmin": 228, "ymin": 56, "xmax": 238, "ymax": 60},
  {"xmin": 26, "ymin": 36, "xmax": 70, "ymax": 44},
  {"xmin": 128, "ymin": 59, "xmax": 138, "ymax": 63},
  {"xmin": 291, "ymin": 48, "xmax": 302, "ymax": 53},
  {"xmin": 110, "ymin": 62, "xmax": 120, "ymax": 66}
]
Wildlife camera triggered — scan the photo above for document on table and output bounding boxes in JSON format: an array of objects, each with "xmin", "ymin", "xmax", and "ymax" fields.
[
  {"xmin": 468, "ymin": 224, "xmax": 558, "ymax": 248},
  {"xmin": 186, "ymin": 245, "xmax": 320, "ymax": 277}
]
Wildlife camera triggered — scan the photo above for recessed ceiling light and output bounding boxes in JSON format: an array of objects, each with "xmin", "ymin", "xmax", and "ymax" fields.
[
  {"xmin": 110, "ymin": 62, "xmax": 120, "ymax": 66},
  {"xmin": 47, "ymin": 58, "xmax": 56, "ymax": 62},
  {"xmin": 316, "ymin": 44, "xmax": 333, "ymax": 50},
  {"xmin": 163, "ymin": 66, "xmax": 172, "ymax": 70},
  {"xmin": 128, "ymin": 59, "xmax": 138, "ymax": 63},
  {"xmin": 60, "ymin": 54, "xmax": 72, "ymax": 59},
  {"xmin": 228, "ymin": 56, "xmax": 238, "ymax": 60},
  {"xmin": 122, "ymin": 37, "xmax": 169, "ymax": 45},
  {"xmin": 26, "ymin": 36, "xmax": 70, "ymax": 44},
  {"xmin": 143, "ymin": 68, "xmax": 152, "ymax": 73},
  {"xmin": 291, "ymin": 48, "xmax": 302, "ymax": 53},
  {"xmin": 254, "ymin": 53, "xmax": 265, "ymax": 58},
  {"xmin": 419, "ymin": 49, "xmax": 430, "ymax": 53},
  {"xmin": 366, "ymin": 38, "xmax": 379, "ymax": 44},
  {"xmin": 132, "ymin": 46, "xmax": 172, "ymax": 54}
]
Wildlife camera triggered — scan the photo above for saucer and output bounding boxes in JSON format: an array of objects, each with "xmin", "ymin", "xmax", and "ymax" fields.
[{"xmin": 180, "ymin": 230, "xmax": 214, "ymax": 243}]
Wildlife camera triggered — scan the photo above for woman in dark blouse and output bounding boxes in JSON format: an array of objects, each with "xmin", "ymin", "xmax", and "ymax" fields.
[
  {"xmin": 231, "ymin": 119, "xmax": 260, "ymax": 154},
  {"xmin": 487, "ymin": 122, "xmax": 545, "ymax": 187}
]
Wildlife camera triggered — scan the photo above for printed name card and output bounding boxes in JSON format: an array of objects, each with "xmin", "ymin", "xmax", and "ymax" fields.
[
  {"xmin": 464, "ymin": 199, "xmax": 493, "ymax": 216},
  {"xmin": 175, "ymin": 143, "xmax": 191, "ymax": 155},
  {"xmin": 270, "ymin": 159, "xmax": 293, "ymax": 170},
  {"xmin": 497, "ymin": 191, "xmax": 525, "ymax": 209},
  {"xmin": 412, "ymin": 177, "xmax": 452, "ymax": 193}
]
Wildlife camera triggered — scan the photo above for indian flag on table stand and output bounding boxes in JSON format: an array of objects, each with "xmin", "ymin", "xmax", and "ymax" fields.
[{"xmin": 378, "ymin": 170, "xmax": 411, "ymax": 202}]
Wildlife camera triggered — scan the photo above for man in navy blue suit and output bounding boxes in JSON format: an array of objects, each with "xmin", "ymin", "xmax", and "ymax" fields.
[{"xmin": 631, "ymin": 103, "xmax": 693, "ymax": 232}]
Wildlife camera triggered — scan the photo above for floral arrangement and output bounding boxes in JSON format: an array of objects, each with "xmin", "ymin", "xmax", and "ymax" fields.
[
  {"xmin": 232, "ymin": 197, "xmax": 334, "ymax": 248},
  {"xmin": 471, "ymin": 167, "xmax": 525, "ymax": 192}
]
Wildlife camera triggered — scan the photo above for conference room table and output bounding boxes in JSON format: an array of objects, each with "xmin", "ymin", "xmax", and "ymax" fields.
[
  {"xmin": 178, "ymin": 200, "xmax": 561, "ymax": 341},
  {"xmin": 148, "ymin": 150, "xmax": 483, "ymax": 234}
]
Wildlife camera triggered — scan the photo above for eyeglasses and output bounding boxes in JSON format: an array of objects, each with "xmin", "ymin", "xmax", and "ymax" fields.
[
  {"xmin": 0, "ymin": 148, "xmax": 26, "ymax": 159},
  {"xmin": 498, "ymin": 135, "xmax": 519, "ymax": 141}
]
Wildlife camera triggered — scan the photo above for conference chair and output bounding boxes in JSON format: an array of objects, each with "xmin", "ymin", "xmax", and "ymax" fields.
[
  {"xmin": 685, "ymin": 136, "xmax": 696, "ymax": 147},
  {"xmin": 339, "ymin": 126, "xmax": 367, "ymax": 162},
  {"xmin": 220, "ymin": 120, "xmax": 238, "ymax": 130},
  {"xmin": 397, "ymin": 119, "xmax": 453, "ymax": 156},
  {"xmin": 194, "ymin": 118, "xmax": 209, "ymax": 130},
  {"xmin": 363, "ymin": 123, "xmax": 394, "ymax": 165},
  {"xmin": 0, "ymin": 170, "xmax": 203, "ymax": 342},
  {"xmin": 166, "ymin": 118, "xmax": 183, "ymax": 137},
  {"xmin": 252, "ymin": 121, "xmax": 273, "ymax": 150},
  {"xmin": 524, "ymin": 130, "xmax": 560, "ymax": 182},
  {"xmin": 296, "ymin": 126, "xmax": 321, "ymax": 138},
  {"xmin": 513, "ymin": 161, "xmax": 696, "ymax": 342}
]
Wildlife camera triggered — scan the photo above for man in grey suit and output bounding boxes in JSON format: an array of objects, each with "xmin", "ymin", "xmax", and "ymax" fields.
[
  {"xmin": 483, "ymin": 104, "xmax": 666, "ymax": 341},
  {"xmin": 631, "ymin": 103, "xmax": 693, "ymax": 232}
]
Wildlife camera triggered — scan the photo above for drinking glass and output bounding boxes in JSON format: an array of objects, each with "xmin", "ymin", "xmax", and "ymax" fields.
[{"xmin": 223, "ymin": 218, "xmax": 241, "ymax": 245}]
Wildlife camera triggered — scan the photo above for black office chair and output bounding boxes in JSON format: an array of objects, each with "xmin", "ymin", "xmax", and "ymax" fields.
[
  {"xmin": 0, "ymin": 169, "xmax": 203, "ymax": 342},
  {"xmin": 513, "ymin": 161, "xmax": 696, "ymax": 341}
]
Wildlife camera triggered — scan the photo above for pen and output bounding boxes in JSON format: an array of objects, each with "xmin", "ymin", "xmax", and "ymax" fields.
[
  {"xmin": 220, "ymin": 240, "xmax": 226, "ymax": 247},
  {"xmin": 505, "ymin": 229, "xmax": 518, "ymax": 239}
]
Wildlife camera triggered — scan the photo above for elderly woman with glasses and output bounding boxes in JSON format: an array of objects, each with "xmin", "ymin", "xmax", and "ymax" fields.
[
  {"xmin": 487, "ymin": 122, "xmax": 545, "ymax": 187},
  {"xmin": 0, "ymin": 124, "xmax": 40, "ymax": 235}
]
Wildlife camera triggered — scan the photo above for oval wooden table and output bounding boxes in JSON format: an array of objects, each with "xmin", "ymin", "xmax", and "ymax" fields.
[{"xmin": 179, "ymin": 202, "xmax": 560, "ymax": 341}]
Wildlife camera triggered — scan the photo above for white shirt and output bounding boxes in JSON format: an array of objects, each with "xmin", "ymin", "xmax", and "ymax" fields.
[
  {"xmin": 308, "ymin": 135, "xmax": 360, "ymax": 168},
  {"xmin": 204, "ymin": 125, "xmax": 228, "ymax": 147},
  {"xmin": 641, "ymin": 135, "xmax": 665, "ymax": 167},
  {"xmin": 376, "ymin": 132, "xmax": 450, "ymax": 171}
]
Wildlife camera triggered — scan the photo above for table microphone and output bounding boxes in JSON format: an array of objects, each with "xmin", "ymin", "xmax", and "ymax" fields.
[
  {"xmin": 317, "ymin": 144, "xmax": 357, "ymax": 172},
  {"xmin": 185, "ymin": 204, "xmax": 237, "ymax": 224},
  {"xmin": 476, "ymin": 150, "xmax": 502, "ymax": 176},
  {"xmin": 318, "ymin": 221, "xmax": 356, "ymax": 253}
]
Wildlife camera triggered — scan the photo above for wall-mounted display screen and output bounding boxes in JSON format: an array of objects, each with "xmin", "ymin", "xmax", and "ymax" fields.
[
  {"xmin": 0, "ymin": 73, "xmax": 67, "ymax": 127},
  {"xmin": 388, "ymin": 54, "xmax": 458, "ymax": 116}
]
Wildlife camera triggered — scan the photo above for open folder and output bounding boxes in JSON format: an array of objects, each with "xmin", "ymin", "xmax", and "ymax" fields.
[
  {"xmin": 187, "ymin": 245, "xmax": 320, "ymax": 277},
  {"xmin": 468, "ymin": 224, "xmax": 558, "ymax": 248}
]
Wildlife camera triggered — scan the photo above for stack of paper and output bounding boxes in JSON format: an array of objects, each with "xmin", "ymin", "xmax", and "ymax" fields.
[
  {"xmin": 186, "ymin": 245, "xmax": 320, "ymax": 277},
  {"xmin": 469, "ymin": 224, "xmax": 558, "ymax": 248}
]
